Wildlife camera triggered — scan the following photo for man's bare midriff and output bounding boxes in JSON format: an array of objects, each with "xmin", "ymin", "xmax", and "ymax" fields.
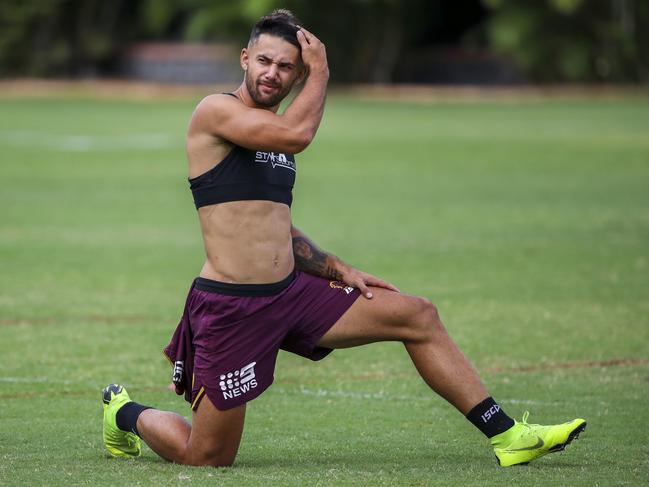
[
  {"xmin": 196, "ymin": 200, "xmax": 294, "ymax": 284},
  {"xmin": 188, "ymin": 126, "xmax": 294, "ymax": 285}
]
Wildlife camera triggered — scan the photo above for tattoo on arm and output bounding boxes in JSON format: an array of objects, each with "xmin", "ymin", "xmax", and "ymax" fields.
[{"xmin": 292, "ymin": 236, "xmax": 343, "ymax": 280}]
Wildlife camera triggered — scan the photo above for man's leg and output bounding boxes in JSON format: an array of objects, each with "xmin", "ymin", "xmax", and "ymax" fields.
[
  {"xmin": 104, "ymin": 385, "xmax": 245, "ymax": 467},
  {"xmin": 136, "ymin": 397, "xmax": 245, "ymax": 466},
  {"xmin": 317, "ymin": 287, "xmax": 488, "ymax": 414},
  {"xmin": 317, "ymin": 287, "xmax": 587, "ymax": 466}
]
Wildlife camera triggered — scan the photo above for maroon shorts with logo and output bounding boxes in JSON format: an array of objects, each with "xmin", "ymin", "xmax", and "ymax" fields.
[{"xmin": 163, "ymin": 271, "xmax": 360, "ymax": 411}]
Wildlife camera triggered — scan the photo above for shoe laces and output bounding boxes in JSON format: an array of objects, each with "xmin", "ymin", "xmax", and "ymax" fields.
[
  {"xmin": 517, "ymin": 411, "xmax": 538, "ymax": 434},
  {"xmin": 518, "ymin": 411, "xmax": 551, "ymax": 436}
]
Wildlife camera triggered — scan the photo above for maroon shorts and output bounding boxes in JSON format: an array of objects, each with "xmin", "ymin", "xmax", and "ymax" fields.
[{"xmin": 163, "ymin": 271, "xmax": 360, "ymax": 411}]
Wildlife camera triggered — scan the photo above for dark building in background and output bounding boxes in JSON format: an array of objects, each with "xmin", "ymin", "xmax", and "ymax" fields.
[{"xmin": 120, "ymin": 43, "xmax": 240, "ymax": 85}]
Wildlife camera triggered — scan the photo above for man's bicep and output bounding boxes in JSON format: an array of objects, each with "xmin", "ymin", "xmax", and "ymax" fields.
[
  {"xmin": 202, "ymin": 98, "xmax": 307, "ymax": 153},
  {"xmin": 223, "ymin": 111, "xmax": 301, "ymax": 152}
]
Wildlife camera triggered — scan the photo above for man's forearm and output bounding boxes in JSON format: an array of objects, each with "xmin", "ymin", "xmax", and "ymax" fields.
[
  {"xmin": 283, "ymin": 27, "xmax": 329, "ymax": 149},
  {"xmin": 291, "ymin": 227, "xmax": 344, "ymax": 280},
  {"xmin": 283, "ymin": 70, "xmax": 328, "ymax": 148}
]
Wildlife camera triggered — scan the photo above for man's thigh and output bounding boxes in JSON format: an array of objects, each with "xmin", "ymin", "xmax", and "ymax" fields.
[
  {"xmin": 317, "ymin": 287, "xmax": 435, "ymax": 349},
  {"xmin": 185, "ymin": 395, "xmax": 246, "ymax": 466}
]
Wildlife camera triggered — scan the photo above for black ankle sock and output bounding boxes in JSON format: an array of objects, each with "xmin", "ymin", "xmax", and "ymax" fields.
[
  {"xmin": 465, "ymin": 397, "xmax": 515, "ymax": 438},
  {"xmin": 115, "ymin": 402, "xmax": 151, "ymax": 437}
]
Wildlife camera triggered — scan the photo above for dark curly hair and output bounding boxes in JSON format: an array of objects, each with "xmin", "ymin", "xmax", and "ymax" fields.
[{"xmin": 248, "ymin": 9, "xmax": 302, "ymax": 50}]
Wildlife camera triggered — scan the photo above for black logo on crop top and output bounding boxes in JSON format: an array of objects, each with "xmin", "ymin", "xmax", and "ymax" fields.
[{"xmin": 254, "ymin": 151, "xmax": 296, "ymax": 172}]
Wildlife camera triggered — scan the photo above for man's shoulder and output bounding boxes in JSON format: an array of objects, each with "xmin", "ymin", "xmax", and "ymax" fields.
[
  {"xmin": 190, "ymin": 93, "xmax": 246, "ymax": 140},
  {"xmin": 195, "ymin": 93, "xmax": 241, "ymax": 116}
]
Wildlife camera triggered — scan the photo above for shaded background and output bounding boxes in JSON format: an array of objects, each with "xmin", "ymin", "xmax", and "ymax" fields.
[{"xmin": 0, "ymin": 0, "xmax": 647, "ymax": 85}]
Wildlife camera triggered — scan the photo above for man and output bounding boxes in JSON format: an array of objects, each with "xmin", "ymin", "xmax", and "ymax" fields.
[{"xmin": 102, "ymin": 10, "xmax": 586, "ymax": 468}]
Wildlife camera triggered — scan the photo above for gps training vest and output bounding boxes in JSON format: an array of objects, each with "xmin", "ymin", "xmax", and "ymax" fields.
[{"xmin": 189, "ymin": 144, "xmax": 296, "ymax": 209}]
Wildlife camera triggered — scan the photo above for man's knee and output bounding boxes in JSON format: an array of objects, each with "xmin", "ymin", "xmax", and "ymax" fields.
[
  {"xmin": 409, "ymin": 297, "xmax": 444, "ymax": 342},
  {"xmin": 183, "ymin": 446, "xmax": 237, "ymax": 467},
  {"xmin": 181, "ymin": 398, "xmax": 245, "ymax": 467}
]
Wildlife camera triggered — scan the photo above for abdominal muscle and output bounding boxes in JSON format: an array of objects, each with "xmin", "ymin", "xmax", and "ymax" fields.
[{"xmin": 197, "ymin": 200, "xmax": 295, "ymax": 284}]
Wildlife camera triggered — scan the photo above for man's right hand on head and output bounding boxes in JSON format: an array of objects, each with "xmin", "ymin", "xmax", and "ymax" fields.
[{"xmin": 296, "ymin": 27, "xmax": 329, "ymax": 79}]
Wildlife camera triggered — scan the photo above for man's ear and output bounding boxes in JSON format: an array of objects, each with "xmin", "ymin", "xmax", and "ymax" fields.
[
  {"xmin": 296, "ymin": 65, "xmax": 307, "ymax": 84},
  {"xmin": 240, "ymin": 48, "xmax": 249, "ymax": 71}
]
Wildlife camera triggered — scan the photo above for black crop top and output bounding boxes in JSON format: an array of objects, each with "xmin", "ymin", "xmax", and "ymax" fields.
[{"xmin": 189, "ymin": 144, "xmax": 296, "ymax": 208}]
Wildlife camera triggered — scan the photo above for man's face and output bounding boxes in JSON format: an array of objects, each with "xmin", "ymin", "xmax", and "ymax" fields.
[{"xmin": 241, "ymin": 34, "xmax": 303, "ymax": 108}]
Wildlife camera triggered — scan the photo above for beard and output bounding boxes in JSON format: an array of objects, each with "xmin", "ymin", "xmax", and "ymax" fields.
[{"xmin": 244, "ymin": 71, "xmax": 293, "ymax": 108}]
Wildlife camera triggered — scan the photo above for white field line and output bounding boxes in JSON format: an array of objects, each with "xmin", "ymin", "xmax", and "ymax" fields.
[
  {"xmin": 277, "ymin": 386, "xmax": 554, "ymax": 406},
  {"xmin": 0, "ymin": 376, "xmax": 76, "ymax": 385},
  {"xmin": 0, "ymin": 130, "xmax": 181, "ymax": 152},
  {"xmin": 0, "ymin": 377, "xmax": 556, "ymax": 406}
]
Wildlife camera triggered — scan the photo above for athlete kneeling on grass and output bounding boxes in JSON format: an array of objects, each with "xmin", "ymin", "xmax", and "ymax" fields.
[{"xmin": 102, "ymin": 10, "xmax": 586, "ymax": 468}]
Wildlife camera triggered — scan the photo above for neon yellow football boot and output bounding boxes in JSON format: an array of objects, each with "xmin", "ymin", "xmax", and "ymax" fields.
[
  {"xmin": 102, "ymin": 384, "xmax": 141, "ymax": 458},
  {"xmin": 491, "ymin": 411, "xmax": 586, "ymax": 467}
]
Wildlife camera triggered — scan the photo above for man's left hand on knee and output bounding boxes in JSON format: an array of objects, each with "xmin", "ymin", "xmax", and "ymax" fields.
[{"xmin": 339, "ymin": 264, "xmax": 400, "ymax": 299}]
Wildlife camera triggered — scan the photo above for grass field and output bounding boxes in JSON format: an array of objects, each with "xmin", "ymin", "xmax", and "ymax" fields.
[{"xmin": 1, "ymin": 91, "xmax": 648, "ymax": 486}]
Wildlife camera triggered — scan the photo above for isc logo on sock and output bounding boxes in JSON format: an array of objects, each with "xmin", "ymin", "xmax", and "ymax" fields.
[
  {"xmin": 481, "ymin": 404, "xmax": 501, "ymax": 423},
  {"xmin": 219, "ymin": 362, "xmax": 258, "ymax": 400}
]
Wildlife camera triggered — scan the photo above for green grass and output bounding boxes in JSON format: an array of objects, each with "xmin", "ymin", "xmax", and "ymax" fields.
[{"xmin": 1, "ymin": 93, "xmax": 648, "ymax": 486}]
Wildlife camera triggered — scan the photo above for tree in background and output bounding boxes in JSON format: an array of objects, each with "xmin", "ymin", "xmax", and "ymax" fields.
[
  {"xmin": 0, "ymin": 0, "xmax": 434, "ymax": 82},
  {"xmin": 0, "ymin": 0, "xmax": 129, "ymax": 76},
  {"xmin": 480, "ymin": 0, "xmax": 648, "ymax": 82},
  {"xmin": 0, "ymin": 0, "xmax": 647, "ymax": 83}
]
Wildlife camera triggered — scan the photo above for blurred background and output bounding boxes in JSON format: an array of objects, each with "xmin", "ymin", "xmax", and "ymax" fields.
[
  {"xmin": 0, "ymin": 0, "xmax": 647, "ymax": 86},
  {"xmin": 1, "ymin": 2, "xmax": 649, "ymax": 484}
]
